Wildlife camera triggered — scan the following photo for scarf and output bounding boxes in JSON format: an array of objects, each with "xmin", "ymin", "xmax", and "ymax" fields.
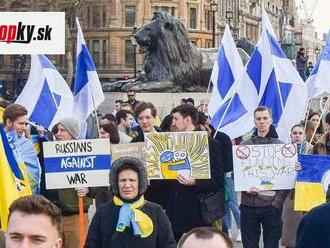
[{"xmin": 114, "ymin": 195, "xmax": 153, "ymax": 238}]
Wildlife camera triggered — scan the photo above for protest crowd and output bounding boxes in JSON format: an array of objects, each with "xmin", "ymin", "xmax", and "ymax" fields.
[{"xmin": 1, "ymin": 7, "xmax": 330, "ymax": 248}]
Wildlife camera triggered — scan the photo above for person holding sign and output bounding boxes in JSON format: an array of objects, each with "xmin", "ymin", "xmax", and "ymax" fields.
[
  {"xmin": 48, "ymin": 118, "xmax": 92, "ymax": 248},
  {"xmin": 85, "ymin": 156, "xmax": 176, "ymax": 248},
  {"xmin": 240, "ymin": 106, "xmax": 288, "ymax": 248}
]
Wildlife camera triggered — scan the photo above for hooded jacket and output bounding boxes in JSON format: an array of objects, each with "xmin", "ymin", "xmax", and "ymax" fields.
[
  {"xmin": 240, "ymin": 125, "xmax": 288, "ymax": 210},
  {"xmin": 85, "ymin": 156, "xmax": 176, "ymax": 248}
]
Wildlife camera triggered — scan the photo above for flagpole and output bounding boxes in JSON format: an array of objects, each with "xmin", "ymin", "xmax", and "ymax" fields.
[
  {"xmin": 213, "ymin": 82, "xmax": 240, "ymax": 139},
  {"xmin": 302, "ymin": 94, "xmax": 330, "ymax": 154},
  {"xmin": 78, "ymin": 196, "xmax": 86, "ymax": 248},
  {"xmin": 204, "ymin": 78, "xmax": 212, "ymax": 113},
  {"xmin": 90, "ymin": 85, "xmax": 101, "ymax": 137},
  {"xmin": 274, "ymin": 76, "xmax": 291, "ymax": 143},
  {"xmin": 300, "ymin": 98, "xmax": 313, "ymax": 154}
]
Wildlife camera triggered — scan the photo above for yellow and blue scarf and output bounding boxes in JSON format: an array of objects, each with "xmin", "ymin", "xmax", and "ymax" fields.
[{"xmin": 114, "ymin": 195, "xmax": 153, "ymax": 238}]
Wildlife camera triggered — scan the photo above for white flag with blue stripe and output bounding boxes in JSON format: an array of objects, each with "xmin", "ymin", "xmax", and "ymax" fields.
[
  {"xmin": 306, "ymin": 30, "xmax": 330, "ymax": 98},
  {"xmin": 208, "ymin": 26, "xmax": 262, "ymax": 139},
  {"xmin": 73, "ymin": 18, "xmax": 104, "ymax": 127},
  {"xmin": 15, "ymin": 55, "xmax": 73, "ymax": 129},
  {"xmin": 208, "ymin": 25, "xmax": 244, "ymax": 125},
  {"xmin": 256, "ymin": 7, "xmax": 307, "ymax": 142}
]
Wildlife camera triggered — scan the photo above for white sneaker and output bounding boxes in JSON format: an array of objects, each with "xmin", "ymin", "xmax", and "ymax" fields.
[{"xmin": 236, "ymin": 229, "xmax": 242, "ymax": 242}]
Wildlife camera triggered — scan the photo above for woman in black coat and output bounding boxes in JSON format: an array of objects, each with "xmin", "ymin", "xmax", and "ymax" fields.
[{"xmin": 85, "ymin": 156, "xmax": 176, "ymax": 248}]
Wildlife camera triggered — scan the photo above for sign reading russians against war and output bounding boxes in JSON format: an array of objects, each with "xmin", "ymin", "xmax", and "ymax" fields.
[
  {"xmin": 233, "ymin": 144, "xmax": 297, "ymax": 191},
  {"xmin": 43, "ymin": 139, "xmax": 111, "ymax": 189}
]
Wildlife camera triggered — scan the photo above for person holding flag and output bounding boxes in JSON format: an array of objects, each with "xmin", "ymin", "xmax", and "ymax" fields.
[
  {"xmin": 0, "ymin": 105, "xmax": 32, "ymax": 231},
  {"xmin": 2, "ymin": 104, "xmax": 40, "ymax": 195}
]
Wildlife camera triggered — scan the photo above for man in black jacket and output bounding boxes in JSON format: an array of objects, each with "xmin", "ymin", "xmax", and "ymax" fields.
[
  {"xmin": 164, "ymin": 104, "xmax": 224, "ymax": 242},
  {"xmin": 240, "ymin": 106, "xmax": 287, "ymax": 248}
]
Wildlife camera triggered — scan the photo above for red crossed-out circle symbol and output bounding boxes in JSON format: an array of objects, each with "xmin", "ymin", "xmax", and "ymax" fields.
[
  {"xmin": 236, "ymin": 145, "xmax": 250, "ymax": 160},
  {"xmin": 281, "ymin": 144, "xmax": 297, "ymax": 158}
]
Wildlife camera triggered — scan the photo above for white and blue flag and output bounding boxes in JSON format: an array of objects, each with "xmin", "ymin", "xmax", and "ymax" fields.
[
  {"xmin": 208, "ymin": 26, "xmax": 261, "ymax": 139},
  {"xmin": 208, "ymin": 25, "xmax": 245, "ymax": 129},
  {"xmin": 210, "ymin": 7, "xmax": 307, "ymax": 142},
  {"xmin": 256, "ymin": 7, "xmax": 307, "ymax": 142},
  {"xmin": 306, "ymin": 30, "xmax": 330, "ymax": 98},
  {"xmin": 73, "ymin": 18, "xmax": 104, "ymax": 132},
  {"xmin": 16, "ymin": 55, "xmax": 73, "ymax": 129}
]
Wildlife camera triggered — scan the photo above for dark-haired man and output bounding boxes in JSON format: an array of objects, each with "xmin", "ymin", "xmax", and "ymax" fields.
[
  {"xmin": 131, "ymin": 102, "xmax": 159, "ymax": 142},
  {"xmin": 116, "ymin": 109, "xmax": 133, "ymax": 143},
  {"xmin": 125, "ymin": 90, "xmax": 140, "ymax": 110},
  {"xmin": 240, "ymin": 106, "xmax": 287, "ymax": 248},
  {"xmin": 165, "ymin": 104, "xmax": 224, "ymax": 241},
  {"xmin": 6, "ymin": 195, "xmax": 63, "ymax": 248},
  {"xmin": 3, "ymin": 104, "xmax": 41, "ymax": 195}
]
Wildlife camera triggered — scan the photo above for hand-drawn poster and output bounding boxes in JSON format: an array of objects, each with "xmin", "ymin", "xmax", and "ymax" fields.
[
  {"xmin": 295, "ymin": 154, "xmax": 330, "ymax": 211},
  {"xmin": 233, "ymin": 144, "xmax": 297, "ymax": 191},
  {"xmin": 145, "ymin": 131, "xmax": 210, "ymax": 179},
  {"xmin": 111, "ymin": 142, "xmax": 146, "ymax": 163}
]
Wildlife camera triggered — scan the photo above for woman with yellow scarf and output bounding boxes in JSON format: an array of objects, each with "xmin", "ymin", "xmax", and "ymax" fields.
[{"xmin": 85, "ymin": 156, "xmax": 176, "ymax": 248}]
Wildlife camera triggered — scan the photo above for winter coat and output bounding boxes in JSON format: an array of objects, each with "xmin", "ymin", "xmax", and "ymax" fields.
[
  {"xmin": 296, "ymin": 202, "xmax": 330, "ymax": 248},
  {"xmin": 296, "ymin": 53, "xmax": 308, "ymax": 71},
  {"xmin": 84, "ymin": 200, "xmax": 176, "ymax": 248},
  {"xmin": 240, "ymin": 126, "xmax": 288, "ymax": 210},
  {"xmin": 281, "ymin": 190, "xmax": 303, "ymax": 247},
  {"xmin": 146, "ymin": 137, "xmax": 225, "ymax": 234}
]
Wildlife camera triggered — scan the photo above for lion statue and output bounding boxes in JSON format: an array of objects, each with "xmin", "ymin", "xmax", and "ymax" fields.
[{"xmin": 106, "ymin": 11, "xmax": 251, "ymax": 92}]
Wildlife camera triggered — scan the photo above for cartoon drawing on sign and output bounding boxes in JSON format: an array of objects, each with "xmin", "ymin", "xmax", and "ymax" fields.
[
  {"xmin": 159, "ymin": 150, "xmax": 191, "ymax": 179},
  {"xmin": 145, "ymin": 132, "xmax": 210, "ymax": 179}
]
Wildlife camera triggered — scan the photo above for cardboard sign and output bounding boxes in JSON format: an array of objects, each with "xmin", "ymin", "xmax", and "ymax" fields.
[
  {"xmin": 145, "ymin": 131, "xmax": 210, "ymax": 179},
  {"xmin": 233, "ymin": 144, "xmax": 297, "ymax": 191},
  {"xmin": 111, "ymin": 142, "xmax": 146, "ymax": 163},
  {"xmin": 43, "ymin": 139, "xmax": 111, "ymax": 189}
]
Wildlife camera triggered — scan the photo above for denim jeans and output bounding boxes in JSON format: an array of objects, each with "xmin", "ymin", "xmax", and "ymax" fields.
[{"xmin": 223, "ymin": 176, "xmax": 241, "ymax": 229}]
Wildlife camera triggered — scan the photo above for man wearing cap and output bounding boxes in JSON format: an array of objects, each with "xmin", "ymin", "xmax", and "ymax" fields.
[{"xmin": 48, "ymin": 117, "xmax": 92, "ymax": 248}]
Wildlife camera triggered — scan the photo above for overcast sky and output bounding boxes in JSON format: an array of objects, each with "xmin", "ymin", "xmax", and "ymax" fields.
[{"xmin": 300, "ymin": 0, "xmax": 329, "ymax": 38}]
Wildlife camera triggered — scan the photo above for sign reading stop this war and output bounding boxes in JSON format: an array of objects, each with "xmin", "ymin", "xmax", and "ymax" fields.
[
  {"xmin": 233, "ymin": 144, "xmax": 297, "ymax": 191},
  {"xmin": 43, "ymin": 138, "xmax": 111, "ymax": 189}
]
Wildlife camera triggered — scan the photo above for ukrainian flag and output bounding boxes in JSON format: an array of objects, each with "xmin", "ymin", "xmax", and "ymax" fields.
[
  {"xmin": 0, "ymin": 124, "xmax": 31, "ymax": 230},
  {"xmin": 0, "ymin": 106, "xmax": 3, "ymax": 123},
  {"xmin": 294, "ymin": 154, "xmax": 330, "ymax": 211}
]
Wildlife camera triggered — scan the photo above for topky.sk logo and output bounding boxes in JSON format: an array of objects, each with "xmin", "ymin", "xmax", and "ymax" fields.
[
  {"xmin": 0, "ymin": 12, "xmax": 65, "ymax": 54},
  {"xmin": 0, "ymin": 22, "xmax": 52, "ymax": 44}
]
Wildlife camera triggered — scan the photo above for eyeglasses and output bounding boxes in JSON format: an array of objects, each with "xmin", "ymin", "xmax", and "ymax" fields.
[{"xmin": 127, "ymin": 94, "xmax": 135, "ymax": 97}]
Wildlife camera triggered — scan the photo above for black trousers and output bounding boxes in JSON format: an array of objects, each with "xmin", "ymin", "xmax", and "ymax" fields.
[{"xmin": 240, "ymin": 205, "xmax": 282, "ymax": 248}]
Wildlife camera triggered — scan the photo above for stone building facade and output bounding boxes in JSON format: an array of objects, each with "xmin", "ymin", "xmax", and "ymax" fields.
[{"xmin": 0, "ymin": 0, "xmax": 217, "ymax": 94}]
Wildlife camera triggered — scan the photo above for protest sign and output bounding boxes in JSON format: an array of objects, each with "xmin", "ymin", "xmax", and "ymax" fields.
[
  {"xmin": 233, "ymin": 143, "xmax": 297, "ymax": 191},
  {"xmin": 111, "ymin": 142, "xmax": 146, "ymax": 162},
  {"xmin": 43, "ymin": 138, "xmax": 111, "ymax": 189},
  {"xmin": 145, "ymin": 131, "xmax": 210, "ymax": 179}
]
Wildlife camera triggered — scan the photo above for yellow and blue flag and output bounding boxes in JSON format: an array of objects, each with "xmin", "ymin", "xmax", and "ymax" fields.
[
  {"xmin": 0, "ymin": 106, "xmax": 4, "ymax": 123},
  {"xmin": 294, "ymin": 154, "xmax": 330, "ymax": 211},
  {"xmin": 0, "ymin": 124, "xmax": 31, "ymax": 230}
]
